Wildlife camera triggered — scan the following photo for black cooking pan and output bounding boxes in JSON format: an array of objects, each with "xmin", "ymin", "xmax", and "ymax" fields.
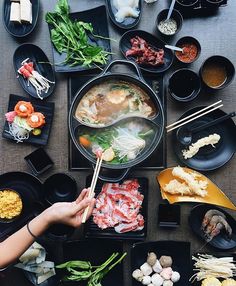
[{"xmin": 68, "ymin": 60, "xmax": 164, "ymax": 182}]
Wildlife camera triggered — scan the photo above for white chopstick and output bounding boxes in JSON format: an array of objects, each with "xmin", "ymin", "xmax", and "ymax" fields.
[
  {"xmin": 166, "ymin": 100, "xmax": 222, "ymax": 129},
  {"xmin": 81, "ymin": 155, "xmax": 103, "ymax": 223},
  {"xmin": 167, "ymin": 104, "xmax": 223, "ymax": 133}
]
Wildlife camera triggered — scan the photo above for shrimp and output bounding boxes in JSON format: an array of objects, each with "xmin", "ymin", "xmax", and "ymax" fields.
[
  {"xmin": 202, "ymin": 209, "xmax": 226, "ymax": 229},
  {"xmin": 204, "ymin": 215, "xmax": 232, "ymax": 241}
]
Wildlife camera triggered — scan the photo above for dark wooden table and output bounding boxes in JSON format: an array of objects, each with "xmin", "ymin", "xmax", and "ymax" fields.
[{"xmin": 0, "ymin": 0, "xmax": 236, "ymax": 285}]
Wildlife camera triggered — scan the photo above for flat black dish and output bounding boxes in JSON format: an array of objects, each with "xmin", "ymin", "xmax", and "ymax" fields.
[
  {"xmin": 61, "ymin": 240, "xmax": 124, "ymax": 286},
  {"xmin": 131, "ymin": 241, "xmax": 191, "ymax": 286},
  {"xmin": 3, "ymin": 0, "xmax": 39, "ymax": 37},
  {"xmin": 85, "ymin": 176, "xmax": 148, "ymax": 240},
  {"xmin": 2, "ymin": 94, "xmax": 54, "ymax": 146},
  {"xmin": 47, "ymin": 5, "xmax": 111, "ymax": 73},
  {"xmin": 120, "ymin": 30, "xmax": 174, "ymax": 73},
  {"xmin": 106, "ymin": 0, "xmax": 142, "ymax": 30},
  {"xmin": 189, "ymin": 204, "xmax": 236, "ymax": 250},
  {"xmin": 172, "ymin": 107, "xmax": 236, "ymax": 171},
  {"xmin": 0, "ymin": 171, "xmax": 43, "ymax": 240},
  {"xmin": 13, "ymin": 44, "xmax": 56, "ymax": 99}
]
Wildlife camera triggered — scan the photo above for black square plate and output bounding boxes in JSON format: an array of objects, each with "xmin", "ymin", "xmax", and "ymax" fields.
[
  {"xmin": 85, "ymin": 177, "xmax": 148, "ymax": 240},
  {"xmin": 2, "ymin": 94, "xmax": 54, "ymax": 145},
  {"xmin": 61, "ymin": 240, "xmax": 124, "ymax": 286},
  {"xmin": 47, "ymin": 5, "xmax": 111, "ymax": 73},
  {"xmin": 131, "ymin": 241, "xmax": 191, "ymax": 286}
]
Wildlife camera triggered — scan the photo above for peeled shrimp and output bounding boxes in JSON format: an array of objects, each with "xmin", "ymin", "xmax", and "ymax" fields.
[{"xmin": 202, "ymin": 209, "xmax": 226, "ymax": 229}]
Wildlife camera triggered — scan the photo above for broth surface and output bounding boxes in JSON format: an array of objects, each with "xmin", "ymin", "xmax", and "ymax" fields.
[{"xmin": 202, "ymin": 62, "xmax": 227, "ymax": 88}]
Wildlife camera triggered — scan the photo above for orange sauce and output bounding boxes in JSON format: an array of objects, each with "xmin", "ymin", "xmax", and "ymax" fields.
[{"xmin": 202, "ymin": 62, "xmax": 227, "ymax": 88}]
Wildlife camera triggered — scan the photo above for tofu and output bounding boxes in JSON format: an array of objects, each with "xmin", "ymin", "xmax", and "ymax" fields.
[
  {"xmin": 20, "ymin": 0, "xmax": 32, "ymax": 24},
  {"xmin": 10, "ymin": 2, "xmax": 21, "ymax": 23}
]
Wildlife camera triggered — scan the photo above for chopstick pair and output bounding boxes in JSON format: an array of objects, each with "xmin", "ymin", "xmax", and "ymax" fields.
[
  {"xmin": 81, "ymin": 155, "xmax": 103, "ymax": 224},
  {"xmin": 166, "ymin": 100, "xmax": 223, "ymax": 133}
]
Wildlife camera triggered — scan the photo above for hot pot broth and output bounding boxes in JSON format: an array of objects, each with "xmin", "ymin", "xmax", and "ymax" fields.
[
  {"xmin": 77, "ymin": 118, "xmax": 156, "ymax": 164},
  {"xmin": 75, "ymin": 80, "xmax": 157, "ymax": 127}
]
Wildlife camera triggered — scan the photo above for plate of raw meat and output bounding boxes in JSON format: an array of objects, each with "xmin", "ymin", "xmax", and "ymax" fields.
[
  {"xmin": 119, "ymin": 30, "xmax": 174, "ymax": 73},
  {"xmin": 188, "ymin": 204, "xmax": 236, "ymax": 250},
  {"xmin": 85, "ymin": 176, "xmax": 148, "ymax": 240}
]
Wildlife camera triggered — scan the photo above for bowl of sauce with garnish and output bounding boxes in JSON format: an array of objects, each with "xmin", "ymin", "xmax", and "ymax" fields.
[
  {"xmin": 200, "ymin": 55, "xmax": 235, "ymax": 90},
  {"xmin": 175, "ymin": 36, "xmax": 201, "ymax": 64},
  {"xmin": 168, "ymin": 68, "xmax": 201, "ymax": 102}
]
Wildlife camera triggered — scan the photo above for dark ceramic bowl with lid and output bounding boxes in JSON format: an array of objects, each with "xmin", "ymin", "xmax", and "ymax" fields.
[
  {"xmin": 176, "ymin": 0, "xmax": 199, "ymax": 8},
  {"xmin": 168, "ymin": 68, "xmax": 201, "ymax": 102},
  {"xmin": 205, "ymin": 0, "xmax": 225, "ymax": 7},
  {"xmin": 175, "ymin": 36, "xmax": 201, "ymax": 64},
  {"xmin": 44, "ymin": 173, "xmax": 77, "ymax": 205},
  {"xmin": 199, "ymin": 55, "xmax": 235, "ymax": 91},
  {"xmin": 156, "ymin": 9, "xmax": 183, "ymax": 37}
]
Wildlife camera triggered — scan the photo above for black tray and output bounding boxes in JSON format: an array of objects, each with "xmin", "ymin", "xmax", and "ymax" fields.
[
  {"xmin": 84, "ymin": 176, "xmax": 148, "ymax": 240},
  {"xmin": 68, "ymin": 73, "xmax": 166, "ymax": 170},
  {"xmin": 0, "ymin": 172, "xmax": 43, "ymax": 241},
  {"xmin": 61, "ymin": 240, "xmax": 124, "ymax": 286}
]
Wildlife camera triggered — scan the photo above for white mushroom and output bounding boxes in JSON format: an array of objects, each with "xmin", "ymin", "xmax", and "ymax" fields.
[
  {"xmin": 171, "ymin": 271, "xmax": 180, "ymax": 283},
  {"xmin": 163, "ymin": 280, "xmax": 173, "ymax": 286},
  {"xmin": 140, "ymin": 262, "xmax": 153, "ymax": 276},
  {"xmin": 160, "ymin": 267, "xmax": 172, "ymax": 280},
  {"xmin": 152, "ymin": 260, "xmax": 163, "ymax": 273},
  {"xmin": 142, "ymin": 276, "xmax": 152, "ymax": 285},
  {"xmin": 147, "ymin": 252, "xmax": 157, "ymax": 266},
  {"xmin": 132, "ymin": 269, "xmax": 144, "ymax": 282},
  {"xmin": 151, "ymin": 273, "xmax": 164, "ymax": 286}
]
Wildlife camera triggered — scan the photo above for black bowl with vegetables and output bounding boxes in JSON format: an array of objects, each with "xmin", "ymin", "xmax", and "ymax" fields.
[{"xmin": 68, "ymin": 60, "xmax": 164, "ymax": 182}]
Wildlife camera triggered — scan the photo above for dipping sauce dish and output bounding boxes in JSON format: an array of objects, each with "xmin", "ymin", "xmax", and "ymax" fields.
[{"xmin": 175, "ymin": 36, "xmax": 201, "ymax": 64}]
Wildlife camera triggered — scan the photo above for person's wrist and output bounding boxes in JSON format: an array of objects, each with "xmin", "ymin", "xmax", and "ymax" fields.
[{"xmin": 40, "ymin": 206, "xmax": 55, "ymax": 226}]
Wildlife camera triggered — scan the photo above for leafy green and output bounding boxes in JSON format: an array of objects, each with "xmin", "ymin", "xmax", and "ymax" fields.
[
  {"xmin": 45, "ymin": 0, "xmax": 111, "ymax": 68},
  {"xmin": 56, "ymin": 252, "xmax": 127, "ymax": 286}
]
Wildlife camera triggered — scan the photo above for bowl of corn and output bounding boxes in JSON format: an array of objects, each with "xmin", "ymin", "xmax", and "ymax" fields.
[{"xmin": 0, "ymin": 189, "xmax": 23, "ymax": 223}]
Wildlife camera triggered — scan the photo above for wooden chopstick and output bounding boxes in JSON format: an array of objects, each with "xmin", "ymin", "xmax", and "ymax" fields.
[
  {"xmin": 166, "ymin": 100, "xmax": 222, "ymax": 129},
  {"xmin": 167, "ymin": 104, "xmax": 223, "ymax": 133},
  {"xmin": 81, "ymin": 155, "xmax": 103, "ymax": 223}
]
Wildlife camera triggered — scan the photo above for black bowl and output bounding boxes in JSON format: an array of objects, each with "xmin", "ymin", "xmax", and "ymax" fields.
[
  {"xmin": 205, "ymin": 0, "xmax": 225, "ymax": 6},
  {"xmin": 156, "ymin": 9, "xmax": 183, "ymax": 37},
  {"xmin": 13, "ymin": 44, "xmax": 56, "ymax": 99},
  {"xmin": 168, "ymin": 68, "xmax": 201, "ymax": 102},
  {"xmin": 175, "ymin": 36, "xmax": 201, "ymax": 64},
  {"xmin": 105, "ymin": 0, "xmax": 142, "ymax": 30},
  {"xmin": 189, "ymin": 204, "xmax": 236, "ymax": 250},
  {"xmin": 3, "ymin": 0, "xmax": 39, "ymax": 37},
  {"xmin": 45, "ymin": 223, "xmax": 74, "ymax": 241},
  {"xmin": 176, "ymin": 0, "xmax": 199, "ymax": 7},
  {"xmin": 200, "ymin": 55, "xmax": 235, "ymax": 91},
  {"xmin": 0, "ymin": 188, "xmax": 23, "ymax": 223},
  {"xmin": 44, "ymin": 173, "xmax": 77, "ymax": 205}
]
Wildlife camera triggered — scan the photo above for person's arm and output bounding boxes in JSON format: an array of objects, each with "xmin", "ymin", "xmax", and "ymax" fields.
[{"xmin": 0, "ymin": 189, "xmax": 95, "ymax": 269}]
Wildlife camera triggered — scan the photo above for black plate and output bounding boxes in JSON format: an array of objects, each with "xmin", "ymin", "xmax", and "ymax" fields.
[
  {"xmin": 61, "ymin": 240, "xmax": 124, "ymax": 286},
  {"xmin": 2, "ymin": 94, "xmax": 54, "ymax": 145},
  {"xmin": 0, "ymin": 171, "xmax": 43, "ymax": 240},
  {"xmin": 47, "ymin": 5, "xmax": 111, "ymax": 73},
  {"xmin": 13, "ymin": 44, "xmax": 56, "ymax": 99},
  {"xmin": 189, "ymin": 204, "xmax": 236, "ymax": 250},
  {"xmin": 3, "ymin": 0, "xmax": 39, "ymax": 37},
  {"xmin": 85, "ymin": 177, "xmax": 148, "ymax": 240},
  {"xmin": 192, "ymin": 252, "xmax": 236, "ymax": 286},
  {"xmin": 131, "ymin": 241, "xmax": 191, "ymax": 286},
  {"xmin": 173, "ymin": 107, "xmax": 236, "ymax": 171},
  {"xmin": 120, "ymin": 30, "xmax": 174, "ymax": 73},
  {"xmin": 106, "ymin": 0, "xmax": 142, "ymax": 30}
]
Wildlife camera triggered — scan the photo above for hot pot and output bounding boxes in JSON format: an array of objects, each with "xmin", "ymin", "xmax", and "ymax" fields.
[{"xmin": 68, "ymin": 60, "xmax": 164, "ymax": 182}]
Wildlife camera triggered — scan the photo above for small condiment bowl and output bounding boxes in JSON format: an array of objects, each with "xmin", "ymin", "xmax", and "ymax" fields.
[
  {"xmin": 168, "ymin": 68, "xmax": 201, "ymax": 102},
  {"xmin": 156, "ymin": 9, "xmax": 183, "ymax": 37},
  {"xmin": 0, "ymin": 188, "xmax": 23, "ymax": 223},
  {"xmin": 199, "ymin": 55, "xmax": 235, "ymax": 91},
  {"xmin": 175, "ymin": 36, "xmax": 201, "ymax": 64},
  {"xmin": 44, "ymin": 173, "xmax": 77, "ymax": 205},
  {"xmin": 176, "ymin": 0, "xmax": 199, "ymax": 8}
]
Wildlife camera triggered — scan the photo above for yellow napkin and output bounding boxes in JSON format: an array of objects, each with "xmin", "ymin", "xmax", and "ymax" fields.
[{"xmin": 157, "ymin": 167, "xmax": 236, "ymax": 211}]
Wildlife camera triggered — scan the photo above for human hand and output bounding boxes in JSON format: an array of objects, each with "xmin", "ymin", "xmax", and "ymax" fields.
[{"xmin": 44, "ymin": 189, "xmax": 96, "ymax": 227}]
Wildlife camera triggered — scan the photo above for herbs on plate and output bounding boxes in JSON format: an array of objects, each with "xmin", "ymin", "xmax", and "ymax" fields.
[
  {"xmin": 45, "ymin": 0, "xmax": 111, "ymax": 68},
  {"xmin": 5, "ymin": 101, "xmax": 45, "ymax": 143},
  {"xmin": 56, "ymin": 252, "xmax": 126, "ymax": 285},
  {"xmin": 18, "ymin": 59, "xmax": 55, "ymax": 100}
]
